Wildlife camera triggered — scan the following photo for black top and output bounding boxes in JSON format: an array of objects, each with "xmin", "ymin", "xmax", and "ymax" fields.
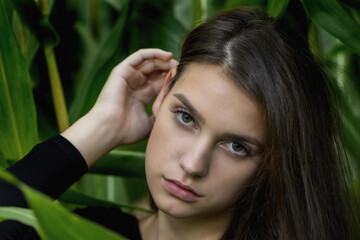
[{"xmin": 0, "ymin": 135, "xmax": 142, "ymax": 240}]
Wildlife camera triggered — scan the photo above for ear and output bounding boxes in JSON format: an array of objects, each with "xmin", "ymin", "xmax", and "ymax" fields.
[{"xmin": 152, "ymin": 68, "xmax": 176, "ymax": 117}]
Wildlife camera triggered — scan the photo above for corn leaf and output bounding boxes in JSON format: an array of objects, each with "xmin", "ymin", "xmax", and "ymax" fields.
[
  {"xmin": 0, "ymin": 169, "xmax": 127, "ymax": 240},
  {"xmin": 0, "ymin": 152, "xmax": 7, "ymax": 169},
  {"xmin": 0, "ymin": 0, "xmax": 38, "ymax": 161},
  {"xmin": 225, "ymin": 0, "xmax": 266, "ymax": 9},
  {"xmin": 105, "ymin": 0, "xmax": 128, "ymax": 12},
  {"xmin": 11, "ymin": 0, "xmax": 58, "ymax": 46},
  {"xmin": 267, "ymin": 0, "xmax": 290, "ymax": 19},
  {"xmin": 11, "ymin": 12, "xmax": 40, "ymax": 67},
  {"xmin": 69, "ymin": 2, "xmax": 130, "ymax": 122},
  {"xmin": 23, "ymin": 187, "xmax": 127, "ymax": 240},
  {"xmin": 0, "ymin": 207, "xmax": 40, "ymax": 231},
  {"xmin": 89, "ymin": 150, "xmax": 145, "ymax": 178},
  {"xmin": 59, "ymin": 188, "xmax": 153, "ymax": 213},
  {"xmin": 301, "ymin": 0, "xmax": 360, "ymax": 56}
]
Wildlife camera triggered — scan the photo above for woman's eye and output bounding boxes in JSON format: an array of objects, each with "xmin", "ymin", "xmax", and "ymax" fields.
[
  {"xmin": 225, "ymin": 142, "xmax": 249, "ymax": 157},
  {"xmin": 179, "ymin": 112, "xmax": 193, "ymax": 124},
  {"xmin": 170, "ymin": 107, "xmax": 196, "ymax": 128}
]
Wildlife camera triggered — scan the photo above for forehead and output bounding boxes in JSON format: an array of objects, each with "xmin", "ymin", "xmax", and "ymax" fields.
[{"xmin": 169, "ymin": 63, "xmax": 264, "ymax": 141}]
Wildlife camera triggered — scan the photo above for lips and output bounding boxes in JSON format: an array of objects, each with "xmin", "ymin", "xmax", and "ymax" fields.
[{"xmin": 163, "ymin": 177, "xmax": 202, "ymax": 202}]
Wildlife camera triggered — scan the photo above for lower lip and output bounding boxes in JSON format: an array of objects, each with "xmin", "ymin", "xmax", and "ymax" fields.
[{"xmin": 163, "ymin": 178, "xmax": 200, "ymax": 202}]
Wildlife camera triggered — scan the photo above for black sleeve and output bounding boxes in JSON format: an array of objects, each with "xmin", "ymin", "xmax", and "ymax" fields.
[{"xmin": 0, "ymin": 135, "xmax": 88, "ymax": 239}]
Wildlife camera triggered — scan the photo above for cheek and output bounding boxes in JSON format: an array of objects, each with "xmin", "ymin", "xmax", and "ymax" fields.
[
  {"xmin": 145, "ymin": 112, "xmax": 183, "ymax": 178},
  {"xmin": 207, "ymin": 157, "xmax": 260, "ymax": 201}
]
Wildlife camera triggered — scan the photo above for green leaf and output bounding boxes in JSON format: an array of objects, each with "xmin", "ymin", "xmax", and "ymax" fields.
[
  {"xmin": 343, "ymin": 115, "xmax": 360, "ymax": 169},
  {"xmin": 12, "ymin": 0, "xmax": 59, "ymax": 46},
  {"xmin": 173, "ymin": 0, "xmax": 194, "ymax": 28},
  {"xmin": 225, "ymin": 0, "xmax": 266, "ymax": 9},
  {"xmin": 267, "ymin": 0, "xmax": 290, "ymax": 19},
  {"xmin": 193, "ymin": 0, "xmax": 203, "ymax": 23},
  {"xmin": 0, "ymin": 0, "xmax": 39, "ymax": 161},
  {"xmin": 105, "ymin": 0, "xmax": 128, "ymax": 12},
  {"xmin": 11, "ymin": 11, "xmax": 40, "ymax": 67},
  {"xmin": 301, "ymin": 0, "xmax": 360, "ymax": 56},
  {"xmin": 59, "ymin": 188, "xmax": 153, "ymax": 213},
  {"xmin": 0, "ymin": 151, "xmax": 8, "ymax": 169},
  {"xmin": 22, "ymin": 187, "xmax": 127, "ymax": 240},
  {"xmin": 0, "ymin": 207, "xmax": 40, "ymax": 231},
  {"xmin": 69, "ymin": 2, "xmax": 130, "ymax": 122},
  {"xmin": 89, "ymin": 150, "xmax": 145, "ymax": 178},
  {"xmin": 0, "ymin": 169, "xmax": 127, "ymax": 240},
  {"xmin": 129, "ymin": 2, "xmax": 186, "ymax": 58}
]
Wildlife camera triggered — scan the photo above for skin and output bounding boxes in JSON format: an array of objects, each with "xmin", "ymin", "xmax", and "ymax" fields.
[
  {"xmin": 143, "ymin": 63, "xmax": 264, "ymax": 239},
  {"xmin": 61, "ymin": 50, "xmax": 264, "ymax": 240}
]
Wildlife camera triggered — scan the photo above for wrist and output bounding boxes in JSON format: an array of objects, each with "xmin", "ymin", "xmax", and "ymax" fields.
[{"xmin": 61, "ymin": 111, "xmax": 122, "ymax": 167}]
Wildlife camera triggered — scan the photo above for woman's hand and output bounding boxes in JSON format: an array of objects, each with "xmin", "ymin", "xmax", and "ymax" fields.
[{"xmin": 62, "ymin": 49, "xmax": 177, "ymax": 167}]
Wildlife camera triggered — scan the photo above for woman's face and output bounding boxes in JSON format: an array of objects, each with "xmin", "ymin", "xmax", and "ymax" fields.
[{"xmin": 145, "ymin": 63, "xmax": 264, "ymax": 220}]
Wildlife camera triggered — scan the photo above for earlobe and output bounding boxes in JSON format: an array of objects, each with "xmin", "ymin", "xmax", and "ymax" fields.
[{"xmin": 152, "ymin": 68, "xmax": 177, "ymax": 117}]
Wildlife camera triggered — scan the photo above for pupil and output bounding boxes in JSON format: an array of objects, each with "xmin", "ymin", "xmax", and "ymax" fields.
[
  {"xmin": 182, "ymin": 113, "xmax": 191, "ymax": 123},
  {"xmin": 232, "ymin": 142, "xmax": 242, "ymax": 151}
]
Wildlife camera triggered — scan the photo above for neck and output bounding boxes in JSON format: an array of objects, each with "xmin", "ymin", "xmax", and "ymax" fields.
[{"xmin": 140, "ymin": 209, "xmax": 233, "ymax": 240}]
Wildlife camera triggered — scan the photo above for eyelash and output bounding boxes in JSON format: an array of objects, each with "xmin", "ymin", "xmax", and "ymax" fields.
[
  {"xmin": 169, "ymin": 106, "xmax": 251, "ymax": 158},
  {"xmin": 170, "ymin": 107, "xmax": 197, "ymax": 129},
  {"xmin": 221, "ymin": 141, "xmax": 251, "ymax": 157}
]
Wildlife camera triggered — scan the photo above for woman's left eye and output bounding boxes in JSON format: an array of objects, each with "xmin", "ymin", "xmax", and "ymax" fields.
[{"xmin": 224, "ymin": 142, "xmax": 249, "ymax": 157}]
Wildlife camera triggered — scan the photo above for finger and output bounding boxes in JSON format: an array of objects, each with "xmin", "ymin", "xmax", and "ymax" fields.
[
  {"xmin": 137, "ymin": 59, "xmax": 177, "ymax": 75},
  {"xmin": 111, "ymin": 64, "xmax": 147, "ymax": 90},
  {"xmin": 123, "ymin": 49, "xmax": 174, "ymax": 67},
  {"xmin": 134, "ymin": 72, "xmax": 166, "ymax": 104}
]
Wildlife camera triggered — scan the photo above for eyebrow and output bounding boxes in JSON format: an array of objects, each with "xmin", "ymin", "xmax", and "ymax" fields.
[
  {"xmin": 173, "ymin": 93, "xmax": 205, "ymax": 123},
  {"xmin": 172, "ymin": 93, "xmax": 264, "ymax": 151}
]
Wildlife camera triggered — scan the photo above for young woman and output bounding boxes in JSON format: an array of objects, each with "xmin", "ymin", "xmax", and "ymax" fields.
[{"xmin": 0, "ymin": 7, "xmax": 357, "ymax": 240}]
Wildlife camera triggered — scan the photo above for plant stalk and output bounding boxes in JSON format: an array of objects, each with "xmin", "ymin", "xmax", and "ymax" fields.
[{"xmin": 44, "ymin": 47, "xmax": 69, "ymax": 132}]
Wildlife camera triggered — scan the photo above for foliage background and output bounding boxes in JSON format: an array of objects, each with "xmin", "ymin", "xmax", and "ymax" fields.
[{"xmin": 0, "ymin": 0, "xmax": 359, "ymax": 238}]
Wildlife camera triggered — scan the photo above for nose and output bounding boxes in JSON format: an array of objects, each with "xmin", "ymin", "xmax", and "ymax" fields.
[{"xmin": 179, "ymin": 136, "xmax": 212, "ymax": 177}]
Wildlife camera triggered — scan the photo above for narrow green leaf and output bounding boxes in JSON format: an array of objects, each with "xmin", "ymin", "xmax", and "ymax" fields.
[
  {"xmin": 105, "ymin": 0, "xmax": 128, "ymax": 11},
  {"xmin": 301, "ymin": 0, "xmax": 360, "ymax": 56},
  {"xmin": 267, "ymin": 0, "xmax": 290, "ymax": 19},
  {"xmin": 173, "ymin": 0, "xmax": 194, "ymax": 28},
  {"xmin": 0, "ymin": 155, "xmax": 14, "ymax": 169},
  {"xmin": 0, "ymin": 0, "xmax": 38, "ymax": 161},
  {"xmin": 225, "ymin": 0, "xmax": 266, "ymax": 9},
  {"xmin": 205, "ymin": 0, "xmax": 227, "ymax": 18},
  {"xmin": 343, "ymin": 119, "xmax": 360, "ymax": 169},
  {"xmin": 0, "ymin": 169, "xmax": 20, "ymax": 188},
  {"xmin": 130, "ymin": 3, "xmax": 186, "ymax": 57},
  {"xmin": 193, "ymin": 0, "xmax": 203, "ymax": 23},
  {"xmin": 0, "ymin": 169, "xmax": 127, "ymax": 240},
  {"xmin": 59, "ymin": 188, "xmax": 153, "ymax": 213},
  {"xmin": 12, "ymin": 0, "xmax": 58, "ymax": 46},
  {"xmin": 0, "ymin": 151, "xmax": 7, "ymax": 169},
  {"xmin": 0, "ymin": 207, "xmax": 40, "ymax": 231},
  {"xmin": 22, "ymin": 187, "xmax": 127, "ymax": 240},
  {"xmin": 11, "ymin": 11, "xmax": 40, "ymax": 67},
  {"xmin": 339, "ymin": 0, "xmax": 360, "ymax": 13},
  {"xmin": 69, "ymin": 2, "xmax": 130, "ymax": 122},
  {"xmin": 308, "ymin": 22, "xmax": 322, "ymax": 59},
  {"xmin": 89, "ymin": 150, "xmax": 145, "ymax": 178}
]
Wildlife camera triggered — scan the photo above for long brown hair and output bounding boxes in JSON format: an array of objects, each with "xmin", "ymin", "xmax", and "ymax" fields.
[{"xmin": 168, "ymin": 7, "xmax": 358, "ymax": 240}]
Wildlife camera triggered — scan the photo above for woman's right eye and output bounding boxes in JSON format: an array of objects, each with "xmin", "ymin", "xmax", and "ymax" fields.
[
  {"xmin": 179, "ymin": 112, "xmax": 193, "ymax": 124},
  {"xmin": 170, "ymin": 107, "xmax": 196, "ymax": 128}
]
